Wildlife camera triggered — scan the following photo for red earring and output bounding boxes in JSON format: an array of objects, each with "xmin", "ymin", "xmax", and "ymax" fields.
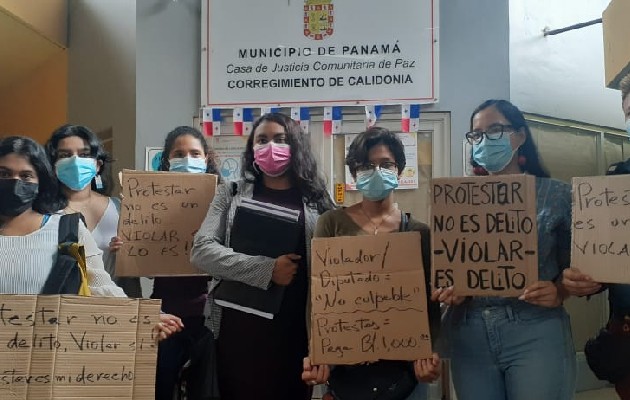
[
  {"xmin": 518, "ymin": 155, "xmax": 527, "ymax": 166},
  {"xmin": 473, "ymin": 166, "xmax": 489, "ymax": 176}
]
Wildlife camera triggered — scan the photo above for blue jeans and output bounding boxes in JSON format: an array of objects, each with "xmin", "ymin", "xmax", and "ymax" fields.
[{"xmin": 446, "ymin": 302, "xmax": 576, "ymax": 400}]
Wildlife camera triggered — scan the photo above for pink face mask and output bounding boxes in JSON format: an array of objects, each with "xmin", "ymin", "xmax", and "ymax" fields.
[{"xmin": 253, "ymin": 142, "xmax": 291, "ymax": 177}]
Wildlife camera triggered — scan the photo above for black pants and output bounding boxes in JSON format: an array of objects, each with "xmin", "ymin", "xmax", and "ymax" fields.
[
  {"xmin": 217, "ymin": 307, "xmax": 311, "ymax": 400},
  {"xmin": 155, "ymin": 316, "xmax": 205, "ymax": 400}
]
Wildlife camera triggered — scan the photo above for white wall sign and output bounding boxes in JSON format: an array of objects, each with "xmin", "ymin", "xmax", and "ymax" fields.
[
  {"xmin": 211, "ymin": 136, "xmax": 248, "ymax": 181},
  {"xmin": 202, "ymin": 0, "xmax": 438, "ymax": 107},
  {"xmin": 145, "ymin": 147, "xmax": 163, "ymax": 171},
  {"xmin": 344, "ymin": 132, "xmax": 418, "ymax": 190}
]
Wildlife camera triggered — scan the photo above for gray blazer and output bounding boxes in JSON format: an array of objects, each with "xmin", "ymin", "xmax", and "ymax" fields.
[{"xmin": 190, "ymin": 179, "xmax": 320, "ymax": 337}]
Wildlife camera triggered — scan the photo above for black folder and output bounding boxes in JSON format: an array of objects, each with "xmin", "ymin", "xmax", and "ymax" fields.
[{"xmin": 213, "ymin": 198, "xmax": 301, "ymax": 318}]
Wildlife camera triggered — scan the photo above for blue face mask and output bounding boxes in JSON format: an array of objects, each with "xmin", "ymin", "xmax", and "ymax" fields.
[
  {"xmin": 625, "ymin": 119, "xmax": 630, "ymax": 137},
  {"xmin": 56, "ymin": 156, "xmax": 97, "ymax": 191},
  {"xmin": 169, "ymin": 157, "xmax": 207, "ymax": 173},
  {"xmin": 356, "ymin": 169, "xmax": 399, "ymax": 201},
  {"xmin": 472, "ymin": 136, "xmax": 516, "ymax": 173}
]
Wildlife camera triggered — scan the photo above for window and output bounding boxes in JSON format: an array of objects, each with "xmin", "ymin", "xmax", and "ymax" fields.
[{"xmin": 525, "ymin": 113, "xmax": 627, "ymax": 182}]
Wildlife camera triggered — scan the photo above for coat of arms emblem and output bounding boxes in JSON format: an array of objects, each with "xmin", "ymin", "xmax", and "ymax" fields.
[{"xmin": 304, "ymin": 0, "xmax": 333, "ymax": 40}]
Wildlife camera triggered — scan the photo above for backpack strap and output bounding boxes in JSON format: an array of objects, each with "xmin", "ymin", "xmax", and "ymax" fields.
[
  {"xmin": 58, "ymin": 213, "xmax": 81, "ymax": 244},
  {"xmin": 41, "ymin": 213, "xmax": 83, "ymax": 295}
]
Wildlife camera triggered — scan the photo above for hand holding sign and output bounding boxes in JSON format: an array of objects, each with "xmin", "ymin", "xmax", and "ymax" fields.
[
  {"xmin": 154, "ymin": 313, "xmax": 184, "ymax": 342},
  {"xmin": 302, "ymin": 357, "xmax": 330, "ymax": 386},
  {"xmin": 414, "ymin": 353, "xmax": 441, "ymax": 383},
  {"xmin": 431, "ymin": 287, "xmax": 465, "ymax": 306},
  {"xmin": 561, "ymin": 268, "xmax": 602, "ymax": 297},
  {"xmin": 518, "ymin": 280, "xmax": 564, "ymax": 308}
]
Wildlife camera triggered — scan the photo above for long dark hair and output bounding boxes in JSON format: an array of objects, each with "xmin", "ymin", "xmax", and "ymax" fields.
[
  {"xmin": 158, "ymin": 126, "xmax": 219, "ymax": 177},
  {"xmin": 470, "ymin": 99, "xmax": 549, "ymax": 178},
  {"xmin": 0, "ymin": 136, "xmax": 66, "ymax": 214},
  {"xmin": 242, "ymin": 113, "xmax": 334, "ymax": 214},
  {"xmin": 45, "ymin": 124, "xmax": 114, "ymax": 195}
]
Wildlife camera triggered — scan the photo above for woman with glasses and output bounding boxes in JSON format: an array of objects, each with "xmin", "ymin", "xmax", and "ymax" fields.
[
  {"xmin": 302, "ymin": 127, "xmax": 441, "ymax": 400},
  {"xmin": 433, "ymin": 99, "xmax": 575, "ymax": 400}
]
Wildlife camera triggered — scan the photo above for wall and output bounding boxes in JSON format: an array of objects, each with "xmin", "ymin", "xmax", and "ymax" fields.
[
  {"xmin": 0, "ymin": 51, "xmax": 68, "ymax": 142},
  {"xmin": 510, "ymin": 0, "xmax": 625, "ymax": 129},
  {"xmin": 67, "ymin": 0, "xmax": 136, "ymax": 176},
  {"xmin": 0, "ymin": 0, "xmax": 68, "ymax": 47},
  {"xmin": 134, "ymin": 0, "xmax": 509, "ymax": 176},
  {"xmin": 424, "ymin": 0, "xmax": 511, "ymax": 176},
  {"xmin": 136, "ymin": 0, "xmax": 201, "ymax": 169}
]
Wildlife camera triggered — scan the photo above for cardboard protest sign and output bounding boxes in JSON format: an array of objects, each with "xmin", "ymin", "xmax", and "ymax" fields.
[
  {"xmin": 572, "ymin": 175, "xmax": 630, "ymax": 283},
  {"xmin": 116, "ymin": 170, "xmax": 217, "ymax": 276},
  {"xmin": 431, "ymin": 175, "xmax": 538, "ymax": 296},
  {"xmin": 0, "ymin": 295, "xmax": 161, "ymax": 400},
  {"xmin": 310, "ymin": 232, "xmax": 432, "ymax": 365}
]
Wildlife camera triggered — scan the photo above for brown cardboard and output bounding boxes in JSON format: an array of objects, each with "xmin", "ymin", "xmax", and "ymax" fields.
[
  {"xmin": 572, "ymin": 175, "xmax": 630, "ymax": 283},
  {"xmin": 0, "ymin": 295, "xmax": 161, "ymax": 400},
  {"xmin": 603, "ymin": 0, "xmax": 630, "ymax": 89},
  {"xmin": 431, "ymin": 175, "xmax": 539, "ymax": 297},
  {"xmin": 310, "ymin": 232, "xmax": 432, "ymax": 365},
  {"xmin": 116, "ymin": 170, "xmax": 217, "ymax": 276}
]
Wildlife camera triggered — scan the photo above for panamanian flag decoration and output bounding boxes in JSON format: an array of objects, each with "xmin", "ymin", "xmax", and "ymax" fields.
[
  {"xmin": 291, "ymin": 107, "xmax": 310, "ymax": 133},
  {"xmin": 260, "ymin": 106, "xmax": 280, "ymax": 115},
  {"xmin": 233, "ymin": 108, "xmax": 254, "ymax": 136},
  {"xmin": 401, "ymin": 104, "xmax": 421, "ymax": 132},
  {"xmin": 202, "ymin": 108, "xmax": 221, "ymax": 136},
  {"xmin": 323, "ymin": 106, "xmax": 343, "ymax": 136},
  {"xmin": 365, "ymin": 105, "xmax": 383, "ymax": 128}
]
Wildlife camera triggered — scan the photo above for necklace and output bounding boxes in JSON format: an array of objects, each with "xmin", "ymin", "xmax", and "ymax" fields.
[
  {"xmin": 359, "ymin": 205, "xmax": 397, "ymax": 235},
  {"xmin": 66, "ymin": 196, "xmax": 92, "ymax": 214}
]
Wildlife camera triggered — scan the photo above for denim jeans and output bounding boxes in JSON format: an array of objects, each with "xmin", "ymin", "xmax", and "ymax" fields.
[{"xmin": 446, "ymin": 302, "xmax": 576, "ymax": 400}]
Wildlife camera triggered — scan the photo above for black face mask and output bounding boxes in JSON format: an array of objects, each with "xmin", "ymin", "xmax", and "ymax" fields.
[{"xmin": 0, "ymin": 179, "xmax": 39, "ymax": 217}]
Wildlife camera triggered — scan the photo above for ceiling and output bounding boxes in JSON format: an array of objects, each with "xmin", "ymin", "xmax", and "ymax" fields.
[{"xmin": 0, "ymin": 6, "xmax": 64, "ymax": 91}]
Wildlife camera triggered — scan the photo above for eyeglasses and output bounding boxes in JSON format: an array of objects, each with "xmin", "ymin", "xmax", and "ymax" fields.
[
  {"xmin": 356, "ymin": 161, "xmax": 398, "ymax": 172},
  {"xmin": 465, "ymin": 124, "xmax": 514, "ymax": 145}
]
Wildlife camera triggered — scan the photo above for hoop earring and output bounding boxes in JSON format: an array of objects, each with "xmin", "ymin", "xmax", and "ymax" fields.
[{"xmin": 252, "ymin": 161, "xmax": 261, "ymax": 175}]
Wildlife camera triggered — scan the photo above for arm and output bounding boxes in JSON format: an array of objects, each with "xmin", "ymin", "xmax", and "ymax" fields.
[
  {"xmin": 190, "ymin": 183, "xmax": 275, "ymax": 290},
  {"xmin": 78, "ymin": 222, "xmax": 126, "ymax": 297},
  {"xmin": 417, "ymin": 222, "xmax": 442, "ymax": 343},
  {"xmin": 521, "ymin": 182, "xmax": 573, "ymax": 307}
]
